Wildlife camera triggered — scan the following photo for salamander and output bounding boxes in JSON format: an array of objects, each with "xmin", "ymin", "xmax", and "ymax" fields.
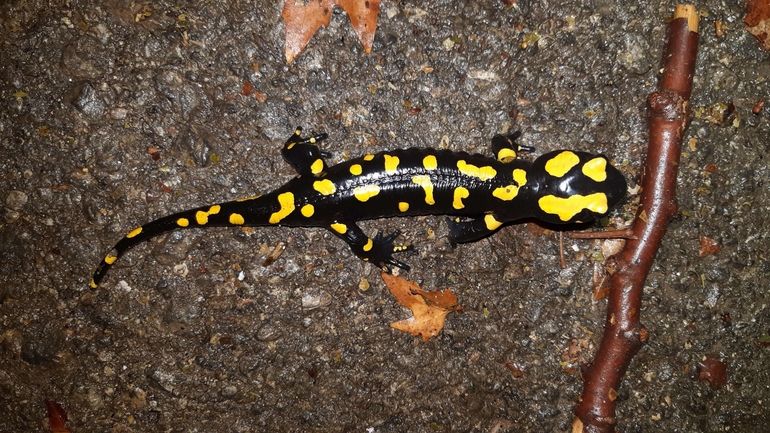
[{"xmin": 90, "ymin": 127, "xmax": 626, "ymax": 288}]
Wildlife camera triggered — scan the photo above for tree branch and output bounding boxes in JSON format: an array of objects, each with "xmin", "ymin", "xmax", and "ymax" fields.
[{"xmin": 573, "ymin": 5, "xmax": 700, "ymax": 432}]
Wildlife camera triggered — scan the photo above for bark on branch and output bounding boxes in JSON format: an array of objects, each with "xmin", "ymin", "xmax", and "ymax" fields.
[{"xmin": 574, "ymin": 5, "xmax": 700, "ymax": 432}]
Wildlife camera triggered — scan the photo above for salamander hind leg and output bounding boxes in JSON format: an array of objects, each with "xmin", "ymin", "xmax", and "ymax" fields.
[
  {"xmin": 446, "ymin": 214, "xmax": 505, "ymax": 245},
  {"xmin": 491, "ymin": 131, "xmax": 534, "ymax": 163},
  {"xmin": 327, "ymin": 222, "xmax": 413, "ymax": 271},
  {"xmin": 281, "ymin": 126, "xmax": 331, "ymax": 177}
]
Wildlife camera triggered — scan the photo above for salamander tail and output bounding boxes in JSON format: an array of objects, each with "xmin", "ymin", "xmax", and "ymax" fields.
[{"xmin": 90, "ymin": 196, "xmax": 275, "ymax": 288}]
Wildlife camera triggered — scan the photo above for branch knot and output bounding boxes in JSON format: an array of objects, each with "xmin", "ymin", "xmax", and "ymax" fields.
[{"xmin": 647, "ymin": 90, "xmax": 688, "ymax": 122}]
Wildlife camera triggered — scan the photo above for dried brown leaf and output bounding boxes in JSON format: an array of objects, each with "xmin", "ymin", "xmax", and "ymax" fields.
[
  {"xmin": 698, "ymin": 354, "xmax": 728, "ymax": 390},
  {"xmin": 698, "ymin": 235, "xmax": 721, "ymax": 257},
  {"xmin": 282, "ymin": 0, "xmax": 380, "ymax": 63},
  {"xmin": 282, "ymin": 0, "xmax": 333, "ymax": 63},
  {"xmin": 46, "ymin": 401, "xmax": 71, "ymax": 433},
  {"xmin": 381, "ymin": 272, "xmax": 459, "ymax": 342},
  {"xmin": 745, "ymin": 0, "xmax": 770, "ymax": 50},
  {"xmin": 337, "ymin": 0, "xmax": 380, "ymax": 52}
]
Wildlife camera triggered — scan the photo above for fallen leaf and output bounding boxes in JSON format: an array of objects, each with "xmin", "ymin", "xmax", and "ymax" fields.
[
  {"xmin": 241, "ymin": 81, "xmax": 254, "ymax": 96},
  {"xmin": 254, "ymin": 90, "xmax": 268, "ymax": 103},
  {"xmin": 381, "ymin": 272, "xmax": 460, "ymax": 341},
  {"xmin": 592, "ymin": 262, "xmax": 609, "ymax": 301},
  {"xmin": 156, "ymin": 182, "xmax": 173, "ymax": 193},
  {"xmin": 282, "ymin": 0, "xmax": 380, "ymax": 63},
  {"xmin": 503, "ymin": 361, "xmax": 525, "ymax": 378},
  {"xmin": 560, "ymin": 337, "xmax": 592, "ymax": 369},
  {"xmin": 282, "ymin": 0, "xmax": 332, "ymax": 63},
  {"xmin": 147, "ymin": 146, "xmax": 161, "ymax": 161},
  {"xmin": 406, "ymin": 107, "xmax": 422, "ymax": 115},
  {"xmin": 715, "ymin": 19, "xmax": 726, "ymax": 37},
  {"xmin": 697, "ymin": 354, "xmax": 727, "ymax": 390},
  {"xmin": 46, "ymin": 401, "xmax": 71, "ymax": 433},
  {"xmin": 757, "ymin": 334, "xmax": 770, "ymax": 346},
  {"xmin": 698, "ymin": 235, "xmax": 721, "ymax": 257},
  {"xmin": 337, "ymin": 0, "xmax": 379, "ymax": 51},
  {"xmin": 745, "ymin": 0, "xmax": 770, "ymax": 50}
]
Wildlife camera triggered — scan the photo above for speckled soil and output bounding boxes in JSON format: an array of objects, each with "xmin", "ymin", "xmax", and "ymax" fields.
[{"xmin": 1, "ymin": 1, "xmax": 768, "ymax": 432}]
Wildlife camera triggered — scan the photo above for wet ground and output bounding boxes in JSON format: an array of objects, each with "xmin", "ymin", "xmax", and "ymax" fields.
[{"xmin": 1, "ymin": 0, "xmax": 768, "ymax": 431}]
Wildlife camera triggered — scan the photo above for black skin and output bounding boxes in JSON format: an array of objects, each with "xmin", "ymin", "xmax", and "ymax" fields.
[{"xmin": 90, "ymin": 127, "xmax": 626, "ymax": 288}]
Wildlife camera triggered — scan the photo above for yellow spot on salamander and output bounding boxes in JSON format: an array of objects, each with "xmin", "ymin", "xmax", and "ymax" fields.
[
  {"xmin": 513, "ymin": 168, "xmax": 527, "ymax": 186},
  {"xmin": 484, "ymin": 214, "xmax": 503, "ymax": 230},
  {"xmin": 176, "ymin": 218, "xmax": 189, "ymax": 227},
  {"xmin": 331, "ymin": 223, "xmax": 347, "ymax": 234},
  {"xmin": 423, "ymin": 155, "xmax": 438, "ymax": 170},
  {"xmin": 545, "ymin": 151, "xmax": 580, "ymax": 178},
  {"xmin": 195, "ymin": 205, "xmax": 221, "ymax": 225},
  {"xmin": 538, "ymin": 193, "xmax": 609, "ymax": 222},
  {"xmin": 269, "ymin": 192, "xmax": 296, "ymax": 224},
  {"xmin": 412, "ymin": 175, "xmax": 435, "ymax": 205},
  {"xmin": 104, "ymin": 254, "xmax": 118, "ymax": 265},
  {"xmin": 301, "ymin": 204, "xmax": 315, "ymax": 217},
  {"xmin": 497, "ymin": 147, "xmax": 517, "ymax": 162},
  {"xmin": 310, "ymin": 159, "xmax": 324, "ymax": 175},
  {"xmin": 313, "ymin": 179, "xmax": 336, "ymax": 196},
  {"xmin": 363, "ymin": 154, "xmax": 375, "ymax": 161},
  {"xmin": 582, "ymin": 157, "xmax": 608, "ymax": 182},
  {"xmin": 350, "ymin": 164, "xmax": 363, "ymax": 175},
  {"xmin": 492, "ymin": 185, "xmax": 519, "ymax": 201},
  {"xmin": 127, "ymin": 227, "xmax": 143, "ymax": 238},
  {"xmin": 457, "ymin": 160, "xmax": 497, "ymax": 181},
  {"xmin": 286, "ymin": 142, "xmax": 295, "ymax": 150},
  {"xmin": 236, "ymin": 194, "xmax": 261, "ymax": 202},
  {"xmin": 398, "ymin": 202, "xmax": 409, "ymax": 212},
  {"xmin": 363, "ymin": 238, "xmax": 373, "ymax": 252},
  {"xmin": 229, "ymin": 213, "xmax": 245, "ymax": 225},
  {"xmin": 453, "ymin": 187, "xmax": 469, "ymax": 209},
  {"xmin": 354, "ymin": 184, "xmax": 381, "ymax": 202},
  {"xmin": 89, "ymin": 279, "xmax": 97, "ymax": 289},
  {"xmin": 384, "ymin": 154, "xmax": 400, "ymax": 174}
]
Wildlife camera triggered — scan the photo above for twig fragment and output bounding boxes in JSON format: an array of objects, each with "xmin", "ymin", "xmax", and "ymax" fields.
[{"xmin": 574, "ymin": 5, "xmax": 699, "ymax": 432}]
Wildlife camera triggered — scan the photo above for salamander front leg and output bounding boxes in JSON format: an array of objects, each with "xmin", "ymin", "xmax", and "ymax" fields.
[
  {"xmin": 491, "ymin": 131, "xmax": 534, "ymax": 163},
  {"xmin": 327, "ymin": 222, "xmax": 412, "ymax": 271},
  {"xmin": 281, "ymin": 126, "xmax": 331, "ymax": 177},
  {"xmin": 446, "ymin": 214, "xmax": 505, "ymax": 245}
]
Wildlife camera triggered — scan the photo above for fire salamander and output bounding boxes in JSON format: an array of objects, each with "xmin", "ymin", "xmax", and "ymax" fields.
[{"xmin": 90, "ymin": 127, "xmax": 626, "ymax": 288}]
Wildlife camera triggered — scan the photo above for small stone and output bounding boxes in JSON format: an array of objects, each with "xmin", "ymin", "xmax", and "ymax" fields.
[
  {"xmin": 301, "ymin": 291, "xmax": 332, "ymax": 310},
  {"xmin": 4, "ymin": 209, "xmax": 20, "ymax": 223},
  {"xmin": 87, "ymin": 387, "xmax": 104, "ymax": 410},
  {"xmin": 256, "ymin": 324, "xmax": 282, "ymax": 341},
  {"xmin": 108, "ymin": 107, "xmax": 129, "ymax": 120},
  {"xmin": 221, "ymin": 385, "xmax": 237, "ymax": 398},
  {"xmin": 5, "ymin": 190, "xmax": 28, "ymax": 210},
  {"xmin": 71, "ymin": 82, "xmax": 104, "ymax": 117}
]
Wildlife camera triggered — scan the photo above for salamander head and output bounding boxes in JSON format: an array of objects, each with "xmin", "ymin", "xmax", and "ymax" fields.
[{"xmin": 528, "ymin": 150, "xmax": 627, "ymax": 224}]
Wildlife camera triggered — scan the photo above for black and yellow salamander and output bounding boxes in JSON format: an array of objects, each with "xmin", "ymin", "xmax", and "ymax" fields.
[{"xmin": 90, "ymin": 127, "xmax": 626, "ymax": 288}]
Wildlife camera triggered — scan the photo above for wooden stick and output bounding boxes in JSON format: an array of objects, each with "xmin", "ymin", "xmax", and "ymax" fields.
[{"xmin": 573, "ymin": 5, "xmax": 699, "ymax": 432}]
